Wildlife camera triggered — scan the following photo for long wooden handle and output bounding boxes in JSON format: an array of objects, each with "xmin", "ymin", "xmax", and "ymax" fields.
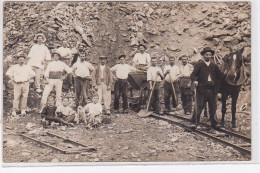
[
  {"xmin": 146, "ymin": 80, "xmax": 157, "ymax": 111},
  {"xmin": 170, "ymin": 82, "xmax": 177, "ymax": 104}
]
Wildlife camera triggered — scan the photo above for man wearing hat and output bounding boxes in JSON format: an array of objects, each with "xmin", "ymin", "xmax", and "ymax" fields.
[
  {"xmin": 179, "ymin": 55, "xmax": 194, "ymax": 115},
  {"xmin": 92, "ymin": 55, "xmax": 113, "ymax": 115},
  {"xmin": 111, "ymin": 54, "xmax": 137, "ymax": 114},
  {"xmin": 71, "ymin": 52, "xmax": 94, "ymax": 108},
  {"xmin": 28, "ymin": 33, "xmax": 51, "ymax": 93},
  {"xmin": 40, "ymin": 50, "xmax": 72, "ymax": 109},
  {"xmin": 6, "ymin": 53, "xmax": 36, "ymax": 116},
  {"xmin": 190, "ymin": 47, "xmax": 223, "ymax": 129},
  {"xmin": 132, "ymin": 44, "xmax": 151, "ymax": 71}
]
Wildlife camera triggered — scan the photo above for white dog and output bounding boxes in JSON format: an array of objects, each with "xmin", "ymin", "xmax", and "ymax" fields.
[{"xmin": 75, "ymin": 106, "xmax": 87, "ymax": 124}]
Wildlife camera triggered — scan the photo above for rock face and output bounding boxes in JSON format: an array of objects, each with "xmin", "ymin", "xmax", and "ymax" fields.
[
  {"xmin": 3, "ymin": 2, "xmax": 251, "ymax": 89},
  {"xmin": 3, "ymin": 2, "xmax": 251, "ymax": 63}
]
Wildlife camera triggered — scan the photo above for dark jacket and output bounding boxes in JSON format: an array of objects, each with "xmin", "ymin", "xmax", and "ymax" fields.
[
  {"xmin": 92, "ymin": 65, "xmax": 113, "ymax": 88},
  {"xmin": 191, "ymin": 61, "xmax": 223, "ymax": 94}
]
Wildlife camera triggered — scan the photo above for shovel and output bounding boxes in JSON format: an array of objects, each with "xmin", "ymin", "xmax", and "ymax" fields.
[
  {"xmin": 137, "ymin": 76, "xmax": 157, "ymax": 118},
  {"xmin": 194, "ymin": 85, "xmax": 198, "ymax": 126}
]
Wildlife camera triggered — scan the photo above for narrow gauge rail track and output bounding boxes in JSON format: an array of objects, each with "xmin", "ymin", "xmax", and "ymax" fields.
[
  {"xmin": 20, "ymin": 132, "xmax": 96, "ymax": 154},
  {"xmin": 167, "ymin": 112, "xmax": 251, "ymax": 143},
  {"xmin": 150, "ymin": 114, "xmax": 251, "ymax": 156}
]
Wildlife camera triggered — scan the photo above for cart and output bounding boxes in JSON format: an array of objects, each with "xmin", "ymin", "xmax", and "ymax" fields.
[{"xmin": 127, "ymin": 71, "xmax": 149, "ymax": 111}]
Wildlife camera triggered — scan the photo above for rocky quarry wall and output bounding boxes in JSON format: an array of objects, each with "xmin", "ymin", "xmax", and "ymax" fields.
[{"xmin": 3, "ymin": 1, "xmax": 251, "ymax": 85}]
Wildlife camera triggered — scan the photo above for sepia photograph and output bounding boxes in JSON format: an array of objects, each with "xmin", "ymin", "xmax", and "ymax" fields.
[{"xmin": 2, "ymin": 0, "xmax": 252, "ymax": 164}]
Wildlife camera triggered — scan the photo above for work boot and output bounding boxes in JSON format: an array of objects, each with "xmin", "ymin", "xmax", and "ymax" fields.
[
  {"xmin": 211, "ymin": 122, "xmax": 220, "ymax": 129},
  {"xmin": 190, "ymin": 123, "xmax": 196, "ymax": 129},
  {"xmin": 232, "ymin": 120, "xmax": 236, "ymax": 128},
  {"xmin": 114, "ymin": 109, "xmax": 119, "ymax": 114},
  {"xmin": 164, "ymin": 109, "xmax": 170, "ymax": 114},
  {"xmin": 106, "ymin": 110, "xmax": 111, "ymax": 115},
  {"xmin": 185, "ymin": 112, "xmax": 191, "ymax": 115},
  {"xmin": 123, "ymin": 109, "xmax": 129, "ymax": 114},
  {"xmin": 21, "ymin": 110, "xmax": 26, "ymax": 116}
]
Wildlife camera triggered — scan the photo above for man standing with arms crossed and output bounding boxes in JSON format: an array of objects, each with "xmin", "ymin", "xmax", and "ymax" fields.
[{"xmin": 28, "ymin": 33, "xmax": 51, "ymax": 93}]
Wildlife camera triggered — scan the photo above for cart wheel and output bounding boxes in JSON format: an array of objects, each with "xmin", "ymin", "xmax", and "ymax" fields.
[{"xmin": 138, "ymin": 83, "xmax": 149, "ymax": 110}]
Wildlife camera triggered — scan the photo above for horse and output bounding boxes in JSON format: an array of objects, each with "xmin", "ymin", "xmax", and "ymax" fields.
[{"xmin": 220, "ymin": 47, "xmax": 247, "ymax": 128}]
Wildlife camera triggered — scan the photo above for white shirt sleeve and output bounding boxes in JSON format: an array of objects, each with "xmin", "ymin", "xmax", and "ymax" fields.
[
  {"xmin": 44, "ymin": 64, "xmax": 51, "ymax": 78},
  {"xmin": 147, "ymin": 67, "xmax": 152, "ymax": 81},
  {"xmin": 128, "ymin": 65, "xmax": 136, "ymax": 72},
  {"xmin": 62, "ymin": 62, "xmax": 72, "ymax": 74},
  {"xmin": 87, "ymin": 62, "xmax": 94, "ymax": 71},
  {"xmin": 5, "ymin": 66, "xmax": 14, "ymax": 79},
  {"xmin": 45, "ymin": 46, "xmax": 51, "ymax": 61},
  {"xmin": 146, "ymin": 53, "xmax": 151, "ymax": 66},
  {"xmin": 28, "ymin": 66, "xmax": 36, "ymax": 78},
  {"xmin": 28, "ymin": 45, "xmax": 36, "ymax": 59},
  {"xmin": 132, "ymin": 53, "xmax": 138, "ymax": 66},
  {"xmin": 111, "ymin": 64, "xmax": 118, "ymax": 72}
]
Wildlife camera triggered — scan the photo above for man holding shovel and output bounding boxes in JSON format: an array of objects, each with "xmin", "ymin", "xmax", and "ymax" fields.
[
  {"xmin": 163, "ymin": 56, "xmax": 180, "ymax": 114},
  {"xmin": 147, "ymin": 57, "xmax": 164, "ymax": 115}
]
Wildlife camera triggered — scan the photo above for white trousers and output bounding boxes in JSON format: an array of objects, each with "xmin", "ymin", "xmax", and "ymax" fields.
[
  {"xmin": 41, "ymin": 79, "xmax": 63, "ymax": 106},
  {"xmin": 97, "ymin": 82, "xmax": 111, "ymax": 111},
  {"xmin": 13, "ymin": 82, "xmax": 29, "ymax": 111}
]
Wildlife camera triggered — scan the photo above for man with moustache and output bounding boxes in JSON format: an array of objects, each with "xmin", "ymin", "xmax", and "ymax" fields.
[{"xmin": 190, "ymin": 47, "xmax": 223, "ymax": 129}]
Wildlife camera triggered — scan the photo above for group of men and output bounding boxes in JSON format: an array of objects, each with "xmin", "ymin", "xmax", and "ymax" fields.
[{"xmin": 6, "ymin": 32, "xmax": 223, "ymax": 129}]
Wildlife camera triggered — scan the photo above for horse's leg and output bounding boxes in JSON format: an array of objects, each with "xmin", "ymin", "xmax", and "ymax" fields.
[
  {"xmin": 204, "ymin": 102, "xmax": 208, "ymax": 117},
  {"xmin": 231, "ymin": 87, "xmax": 240, "ymax": 128},
  {"xmin": 221, "ymin": 92, "xmax": 228, "ymax": 127}
]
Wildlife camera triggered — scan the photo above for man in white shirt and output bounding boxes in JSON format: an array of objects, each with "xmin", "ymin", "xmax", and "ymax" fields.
[
  {"xmin": 179, "ymin": 56, "xmax": 194, "ymax": 115},
  {"xmin": 27, "ymin": 33, "xmax": 51, "ymax": 93},
  {"xmin": 111, "ymin": 54, "xmax": 137, "ymax": 114},
  {"xmin": 72, "ymin": 52, "xmax": 94, "ymax": 108},
  {"xmin": 6, "ymin": 54, "xmax": 36, "ymax": 116},
  {"xmin": 163, "ymin": 56, "xmax": 180, "ymax": 113},
  {"xmin": 41, "ymin": 50, "xmax": 72, "ymax": 109},
  {"xmin": 132, "ymin": 44, "xmax": 151, "ymax": 71},
  {"xmin": 147, "ymin": 57, "xmax": 164, "ymax": 114}
]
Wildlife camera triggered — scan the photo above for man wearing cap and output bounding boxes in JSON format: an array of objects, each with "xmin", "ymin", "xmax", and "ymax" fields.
[
  {"xmin": 28, "ymin": 33, "xmax": 51, "ymax": 93},
  {"xmin": 190, "ymin": 47, "xmax": 223, "ymax": 129},
  {"xmin": 72, "ymin": 52, "xmax": 94, "ymax": 108},
  {"xmin": 163, "ymin": 56, "xmax": 181, "ymax": 113},
  {"xmin": 6, "ymin": 54, "xmax": 36, "ymax": 116},
  {"xmin": 179, "ymin": 55, "xmax": 194, "ymax": 115},
  {"xmin": 92, "ymin": 56, "xmax": 113, "ymax": 115},
  {"xmin": 132, "ymin": 44, "xmax": 151, "ymax": 71},
  {"xmin": 111, "ymin": 54, "xmax": 137, "ymax": 114},
  {"xmin": 40, "ymin": 50, "xmax": 72, "ymax": 109},
  {"xmin": 147, "ymin": 57, "xmax": 164, "ymax": 115}
]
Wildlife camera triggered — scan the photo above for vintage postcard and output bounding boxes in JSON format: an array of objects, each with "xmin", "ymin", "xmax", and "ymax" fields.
[{"xmin": 2, "ymin": 0, "xmax": 252, "ymax": 165}]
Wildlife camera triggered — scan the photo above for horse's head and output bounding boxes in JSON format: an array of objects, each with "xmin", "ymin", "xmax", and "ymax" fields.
[{"xmin": 223, "ymin": 47, "xmax": 245, "ymax": 85}]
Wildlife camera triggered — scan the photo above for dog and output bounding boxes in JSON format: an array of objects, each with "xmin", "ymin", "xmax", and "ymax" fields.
[{"xmin": 75, "ymin": 106, "xmax": 87, "ymax": 124}]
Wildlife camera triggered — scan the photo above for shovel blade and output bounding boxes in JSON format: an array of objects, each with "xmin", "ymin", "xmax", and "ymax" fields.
[{"xmin": 137, "ymin": 109, "xmax": 152, "ymax": 118}]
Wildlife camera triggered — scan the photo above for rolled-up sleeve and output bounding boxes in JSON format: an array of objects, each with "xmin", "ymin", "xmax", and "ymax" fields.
[
  {"xmin": 147, "ymin": 68, "xmax": 152, "ymax": 81},
  {"xmin": 45, "ymin": 47, "xmax": 51, "ymax": 61}
]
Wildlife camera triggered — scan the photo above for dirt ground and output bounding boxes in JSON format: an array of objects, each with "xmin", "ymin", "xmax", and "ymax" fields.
[{"xmin": 2, "ymin": 88, "xmax": 251, "ymax": 163}]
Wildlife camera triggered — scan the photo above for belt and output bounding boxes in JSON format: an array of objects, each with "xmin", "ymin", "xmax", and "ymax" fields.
[
  {"xmin": 15, "ymin": 80, "xmax": 28, "ymax": 84},
  {"xmin": 76, "ymin": 76, "xmax": 91, "ymax": 80},
  {"xmin": 49, "ymin": 71, "xmax": 63, "ymax": 79},
  {"xmin": 117, "ymin": 78, "xmax": 127, "ymax": 82}
]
